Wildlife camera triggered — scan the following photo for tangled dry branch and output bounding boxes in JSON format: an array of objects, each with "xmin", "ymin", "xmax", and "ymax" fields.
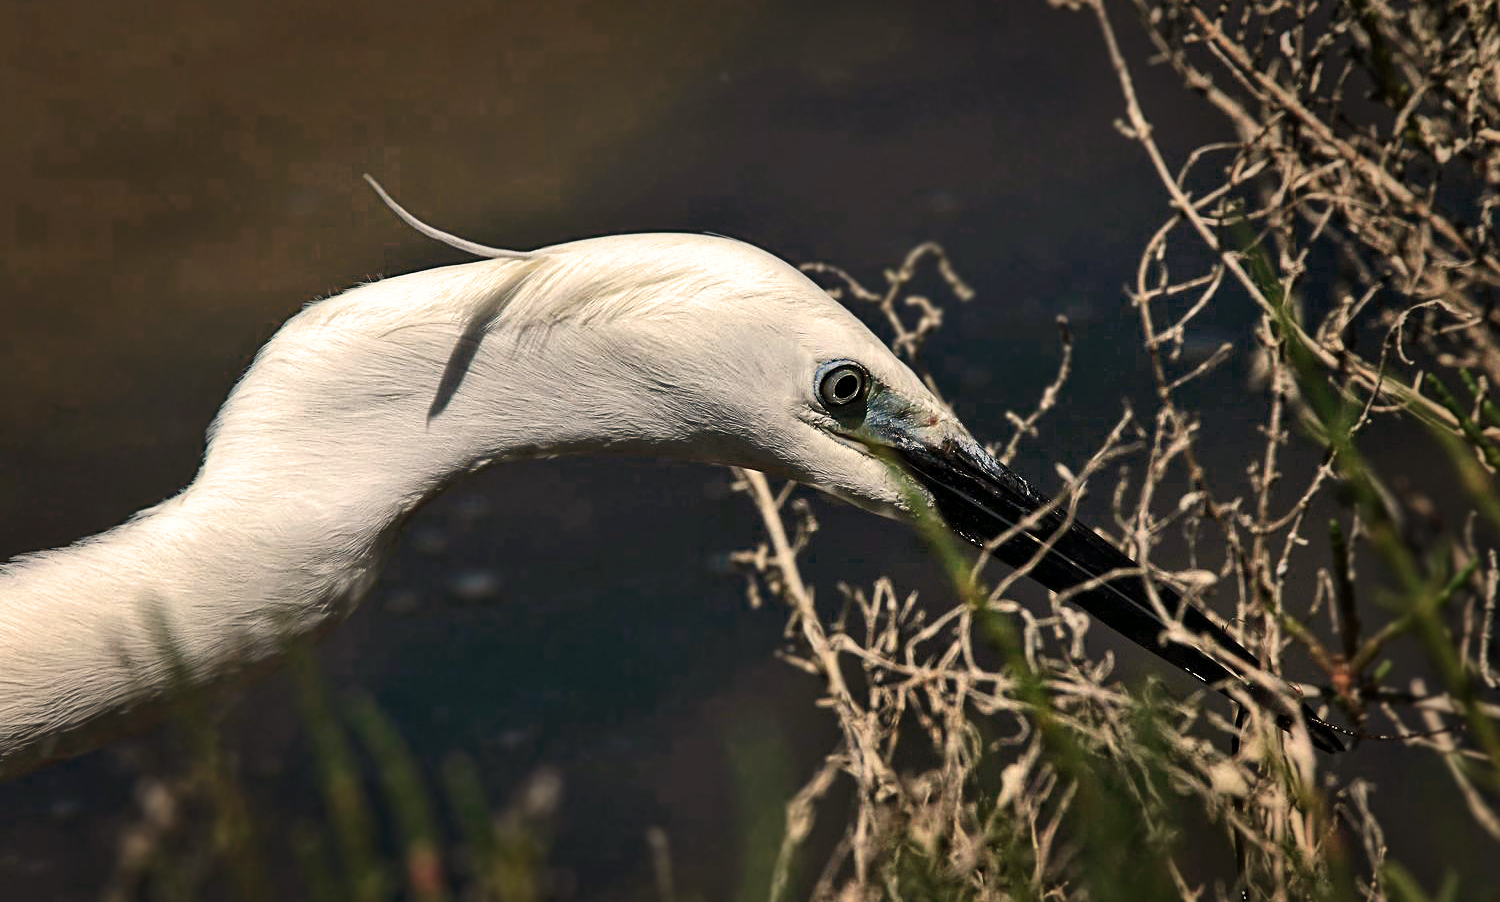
[{"xmin": 731, "ymin": 2, "xmax": 1500, "ymax": 898}]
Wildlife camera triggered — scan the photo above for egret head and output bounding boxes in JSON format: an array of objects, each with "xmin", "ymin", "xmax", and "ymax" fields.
[
  {"xmin": 356, "ymin": 180, "xmax": 1344, "ymax": 753},
  {"xmin": 496, "ymin": 236, "xmax": 1344, "ymax": 753}
]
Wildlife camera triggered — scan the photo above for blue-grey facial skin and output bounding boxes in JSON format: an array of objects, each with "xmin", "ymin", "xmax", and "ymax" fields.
[
  {"xmin": 831, "ymin": 372, "xmax": 995, "ymax": 494},
  {"xmin": 813, "ymin": 360, "xmax": 943, "ymax": 447}
]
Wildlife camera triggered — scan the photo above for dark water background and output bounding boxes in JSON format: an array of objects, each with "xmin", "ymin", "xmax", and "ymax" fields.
[{"xmin": 1, "ymin": 0, "xmax": 1491, "ymax": 898}]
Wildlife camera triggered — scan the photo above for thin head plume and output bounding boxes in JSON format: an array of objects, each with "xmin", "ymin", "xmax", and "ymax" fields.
[{"xmin": 362, "ymin": 174, "xmax": 534, "ymax": 261}]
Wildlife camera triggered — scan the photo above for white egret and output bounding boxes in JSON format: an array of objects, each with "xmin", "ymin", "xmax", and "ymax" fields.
[{"xmin": 0, "ymin": 179, "xmax": 1342, "ymax": 778}]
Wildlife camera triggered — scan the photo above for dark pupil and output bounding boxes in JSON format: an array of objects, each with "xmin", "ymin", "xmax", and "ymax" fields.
[{"xmin": 832, "ymin": 372, "xmax": 859, "ymax": 402}]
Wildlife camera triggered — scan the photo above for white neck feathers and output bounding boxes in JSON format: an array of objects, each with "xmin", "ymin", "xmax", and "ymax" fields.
[{"xmin": 0, "ymin": 245, "xmax": 750, "ymax": 776}]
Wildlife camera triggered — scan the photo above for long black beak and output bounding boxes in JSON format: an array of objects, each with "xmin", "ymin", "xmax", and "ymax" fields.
[{"xmin": 896, "ymin": 435, "xmax": 1345, "ymax": 754}]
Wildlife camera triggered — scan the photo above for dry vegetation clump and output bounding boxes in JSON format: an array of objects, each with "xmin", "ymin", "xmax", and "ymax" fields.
[{"xmin": 728, "ymin": 1, "xmax": 1500, "ymax": 898}]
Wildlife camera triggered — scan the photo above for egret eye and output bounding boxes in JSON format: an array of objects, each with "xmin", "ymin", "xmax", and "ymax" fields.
[{"xmin": 818, "ymin": 363, "xmax": 869, "ymax": 411}]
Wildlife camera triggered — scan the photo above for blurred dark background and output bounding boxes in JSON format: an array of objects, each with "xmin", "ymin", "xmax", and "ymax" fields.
[{"xmin": 0, "ymin": 0, "xmax": 1486, "ymax": 898}]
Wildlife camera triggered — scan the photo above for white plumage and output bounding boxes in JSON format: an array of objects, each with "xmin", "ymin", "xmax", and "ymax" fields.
[
  {"xmin": 0, "ymin": 223, "xmax": 946, "ymax": 776},
  {"xmin": 0, "ymin": 181, "xmax": 1343, "ymax": 776}
]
